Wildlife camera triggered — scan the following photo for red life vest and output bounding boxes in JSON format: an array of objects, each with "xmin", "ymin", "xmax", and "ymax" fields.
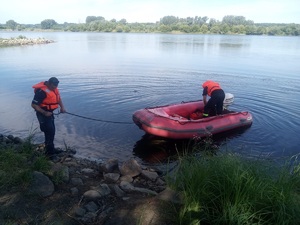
[
  {"xmin": 202, "ymin": 80, "xmax": 221, "ymax": 96},
  {"xmin": 32, "ymin": 82, "xmax": 60, "ymax": 111}
]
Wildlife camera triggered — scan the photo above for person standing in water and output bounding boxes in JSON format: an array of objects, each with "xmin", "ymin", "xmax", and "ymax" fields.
[{"xmin": 31, "ymin": 77, "xmax": 66, "ymax": 158}]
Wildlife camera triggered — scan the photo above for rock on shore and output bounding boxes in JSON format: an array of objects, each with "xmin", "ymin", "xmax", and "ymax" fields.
[
  {"xmin": 0, "ymin": 134, "xmax": 182, "ymax": 225},
  {"xmin": 0, "ymin": 36, "xmax": 54, "ymax": 47}
]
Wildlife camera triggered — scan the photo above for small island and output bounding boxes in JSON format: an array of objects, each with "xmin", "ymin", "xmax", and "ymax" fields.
[{"xmin": 0, "ymin": 35, "xmax": 54, "ymax": 47}]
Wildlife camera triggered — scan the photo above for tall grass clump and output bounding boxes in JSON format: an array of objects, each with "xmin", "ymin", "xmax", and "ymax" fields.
[
  {"xmin": 0, "ymin": 136, "xmax": 50, "ymax": 191},
  {"xmin": 167, "ymin": 153, "xmax": 300, "ymax": 225}
]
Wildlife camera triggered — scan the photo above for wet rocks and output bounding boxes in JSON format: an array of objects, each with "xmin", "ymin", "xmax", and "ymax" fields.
[
  {"xmin": 0, "ymin": 134, "xmax": 24, "ymax": 146},
  {"xmin": 119, "ymin": 158, "xmax": 142, "ymax": 176},
  {"xmin": 0, "ymin": 37, "xmax": 54, "ymax": 47},
  {"xmin": 54, "ymin": 156, "xmax": 171, "ymax": 224}
]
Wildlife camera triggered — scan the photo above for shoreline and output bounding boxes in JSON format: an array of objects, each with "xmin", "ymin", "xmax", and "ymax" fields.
[{"xmin": 0, "ymin": 133, "xmax": 179, "ymax": 224}]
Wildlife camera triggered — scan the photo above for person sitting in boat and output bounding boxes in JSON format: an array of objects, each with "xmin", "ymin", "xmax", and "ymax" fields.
[{"xmin": 202, "ymin": 80, "xmax": 225, "ymax": 117}]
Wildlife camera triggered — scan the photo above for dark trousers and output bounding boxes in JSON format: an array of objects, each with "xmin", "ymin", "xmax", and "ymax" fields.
[
  {"xmin": 204, "ymin": 89, "xmax": 225, "ymax": 115},
  {"xmin": 36, "ymin": 112, "xmax": 55, "ymax": 155}
]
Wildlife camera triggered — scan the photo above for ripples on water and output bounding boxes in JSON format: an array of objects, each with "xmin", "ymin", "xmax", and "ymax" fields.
[{"xmin": 0, "ymin": 32, "xmax": 299, "ymax": 164}]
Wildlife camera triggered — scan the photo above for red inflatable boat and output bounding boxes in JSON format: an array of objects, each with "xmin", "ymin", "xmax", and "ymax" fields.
[{"xmin": 132, "ymin": 100, "xmax": 253, "ymax": 139}]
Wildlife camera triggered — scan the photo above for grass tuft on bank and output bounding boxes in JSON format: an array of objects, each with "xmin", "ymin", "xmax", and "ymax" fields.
[
  {"xmin": 168, "ymin": 152, "xmax": 300, "ymax": 225},
  {"xmin": 0, "ymin": 137, "xmax": 50, "ymax": 192}
]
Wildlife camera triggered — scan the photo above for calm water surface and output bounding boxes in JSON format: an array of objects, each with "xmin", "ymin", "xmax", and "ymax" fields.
[{"xmin": 0, "ymin": 32, "xmax": 299, "ymax": 164}]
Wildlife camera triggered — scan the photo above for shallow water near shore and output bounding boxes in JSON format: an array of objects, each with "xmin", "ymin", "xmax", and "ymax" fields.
[{"xmin": 0, "ymin": 31, "xmax": 299, "ymax": 164}]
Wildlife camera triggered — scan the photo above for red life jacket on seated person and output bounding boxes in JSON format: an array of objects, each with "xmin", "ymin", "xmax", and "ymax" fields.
[
  {"xmin": 202, "ymin": 80, "xmax": 222, "ymax": 96},
  {"xmin": 32, "ymin": 82, "xmax": 60, "ymax": 111}
]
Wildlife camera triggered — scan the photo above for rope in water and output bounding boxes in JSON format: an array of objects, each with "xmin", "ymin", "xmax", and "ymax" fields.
[{"xmin": 55, "ymin": 111, "xmax": 133, "ymax": 125}]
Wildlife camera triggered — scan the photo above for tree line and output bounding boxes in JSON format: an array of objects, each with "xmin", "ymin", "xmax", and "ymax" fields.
[{"xmin": 1, "ymin": 15, "xmax": 300, "ymax": 36}]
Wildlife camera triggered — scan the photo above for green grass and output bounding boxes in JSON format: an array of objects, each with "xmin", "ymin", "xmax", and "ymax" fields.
[
  {"xmin": 167, "ymin": 153, "xmax": 300, "ymax": 225},
  {"xmin": 0, "ymin": 137, "xmax": 50, "ymax": 191}
]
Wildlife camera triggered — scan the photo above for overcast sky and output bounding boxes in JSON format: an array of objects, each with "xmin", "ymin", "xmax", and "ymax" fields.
[{"xmin": 1, "ymin": 0, "xmax": 299, "ymax": 24}]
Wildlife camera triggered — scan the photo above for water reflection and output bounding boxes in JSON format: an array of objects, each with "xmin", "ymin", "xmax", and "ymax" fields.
[
  {"xmin": 133, "ymin": 125, "xmax": 252, "ymax": 164},
  {"xmin": 133, "ymin": 134, "xmax": 200, "ymax": 164},
  {"xmin": 212, "ymin": 125, "xmax": 252, "ymax": 144}
]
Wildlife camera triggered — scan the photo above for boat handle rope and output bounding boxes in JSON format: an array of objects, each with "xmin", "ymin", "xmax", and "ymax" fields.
[{"xmin": 53, "ymin": 111, "xmax": 133, "ymax": 125}]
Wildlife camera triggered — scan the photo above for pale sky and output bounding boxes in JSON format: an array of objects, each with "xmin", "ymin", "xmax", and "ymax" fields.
[{"xmin": 0, "ymin": 0, "xmax": 299, "ymax": 24}]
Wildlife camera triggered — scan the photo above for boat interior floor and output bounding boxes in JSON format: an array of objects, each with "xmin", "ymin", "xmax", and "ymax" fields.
[{"xmin": 184, "ymin": 109, "xmax": 234, "ymax": 120}]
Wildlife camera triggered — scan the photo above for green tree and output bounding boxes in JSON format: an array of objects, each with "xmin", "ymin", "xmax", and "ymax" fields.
[
  {"xmin": 232, "ymin": 25, "xmax": 246, "ymax": 34},
  {"xmin": 118, "ymin": 19, "xmax": 127, "ymax": 24},
  {"xmin": 170, "ymin": 23, "xmax": 179, "ymax": 31},
  {"xmin": 190, "ymin": 24, "xmax": 200, "ymax": 33},
  {"xmin": 86, "ymin": 16, "xmax": 105, "ymax": 23},
  {"xmin": 6, "ymin": 20, "xmax": 18, "ymax": 30},
  {"xmin": 87, "ymin": 21, "xmax": 98, "ymax": 31},
  {"xmin": 159, "ymin": 24, "xmax": 172, "ymax": 32},
  {"xmin": 102, "ymin": 21, "xmax": 117, "ymax": 32},
  {"xmin": 123, "ymin": 25, "xmax": 130, "ymax": 33},
  {"xmin": 267, "ymin": 26, "xmax": 284, "ymax": 35},
  {"xmin": 195, "ymin": 16, "xmax": 208, "ymax": 25},
  {"xmin": 186, "ymin": 17, "xmax": 194, "ymax": 25},
  {"xmin": 210, "ymin": 24, "xmax": 221, "ymax": 34},
  {"xmin": 220, "ymin": 23, "xmax": 230, "ymax": 34},
  {"xmin": 179, "ymin": 24, "xmax": 192, "ymax": 33},
  {"xmin": 281, "ymin": 24, "xmax": 300, "ymax": 36},
  {"xmin": 16, "ymin": 24, "xmax": 25, "ymax": 31},
  {"xmin": 96, "ymin": 16, "xmax": 105, "ymax": 21},
  {"xmin": 208, "ymin": 18, "xmax": 217, "ymax": 28},
  {"xmin": 160, "ymin": 16, "xmax": 178, "ymax": 25},
  {"xmin": 222, "ymin": 15, "xmax": 253, "ymax": 26},
  {"xmin": 257, "ymin": 26, "xmax": 267, "ymax": 35},
  {"xmin": 41, "ymin": 19, "xmax": 57, "ymax": 29},
  {"xmin": 115, "ymin": 25, "xmax": 124, "ymax": 32},
  {"xmin": 86, "ymin": 16, "xmax": 97, "ymax": 23},
  {"xmin": 245, "ymin": 25, "xmax": 258, "ymax": 35},
  {"xmin": 68, "ymin": 24, "xmax": 80, "ymax": 32},
  {"xmin": 200, "ymin": 24, "xmax": 209, "ymax": 33}
]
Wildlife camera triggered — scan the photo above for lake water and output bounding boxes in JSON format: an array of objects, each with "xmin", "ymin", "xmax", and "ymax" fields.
[{"xmin": 0, "ymin": 31, "xmax": 299, "ymax": 164}]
